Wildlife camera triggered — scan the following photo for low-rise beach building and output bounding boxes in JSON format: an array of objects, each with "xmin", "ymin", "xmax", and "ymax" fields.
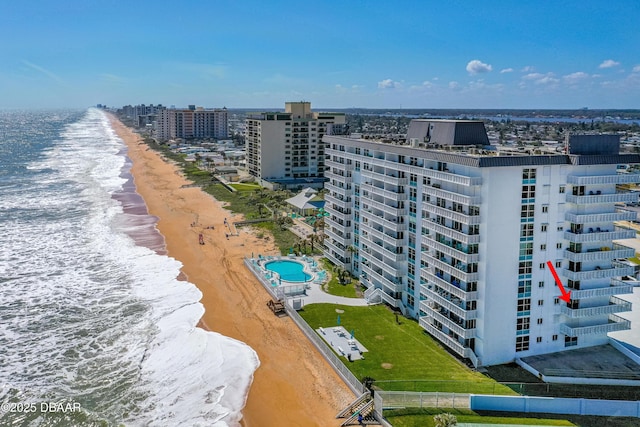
[{"xmin": 323, "ymin": 119, "xmax": 640, "ymax": 367}]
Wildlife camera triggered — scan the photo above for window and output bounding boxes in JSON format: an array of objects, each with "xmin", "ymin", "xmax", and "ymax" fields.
[
  {"xmin": 542, "ymin": 205, "xmax": 549, "ymax": 213},
  {"xmin": 556, "ymin": 243, "xmax": 562, "ymax": 249},
  {"xmin": 559, "ymin": 186, "xmax": 566, "ymax": 194},
  {"xmin": 520, "ymin": 242, "xmax": 533, "ymax": 256},
  {"xmin": 538, "ymin": 299, "xmax": 544, "ymax": 306},
  {"xmin": 565, "ymin": 336, "xmax": 578, "ymax": 347},
  {"xmin": 541, "ymin": 224, "xmax": 548, "ymax": 232},
  {"xmin": 539, "ymin": 281, "xmax": 544, "ymax": 288},
  {"xmin": 539, "ymin": 263, "xmax": 545, "ymax": 269},
  {"xmin": 519, "ymin": 261, "xmax": 532, "ymax": 275},
  {"xmin": 554, "ymin": 298, "xmax": 560, "ymax": 304},
  {"xmin": 517, "ymin": 298, "xmax": 531, "ymax": 312},
  {"xmin": 522, "ymin": 168, "xmax": 537, "ymax": 180},
  {"xmin": 517, "ymin": 317, "xmax": 530, "ymax": 331},
  {"xmin": 540, "ymin": 244, "xmax": 547, "ymax": 251},
  {"xmin": 522, "ymin": 185, "xmax": 536, "ymax": 199},
  {"xmin": 516, "ymin": 336, "xmax": 530, "ymax": 352},
  {"xmin": 557, "ymin": 225, "xmax": 564, "ymax": 231},
  {"xmin": 536, "ymin": 337, "xmax": 543, "ymax": 343},
  {"xmin": 537, "ymin": 318, "xmax": 543, "ymax": 325},
  {"xmin": 552, "ymin": 334, "xmax": 558, "ymax": 341},
  {"xmin": 521, "ymin": 204, "xmax": 535, "ymax": 218},
  {"xmin": 520, "ymin": 223, "xmax": 534, "ymax": 237}
]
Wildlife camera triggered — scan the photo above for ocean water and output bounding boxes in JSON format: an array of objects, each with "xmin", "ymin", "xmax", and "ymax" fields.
[{"xmin": 0, "ymin": 108, "xmax": 259, "ymax": 426}]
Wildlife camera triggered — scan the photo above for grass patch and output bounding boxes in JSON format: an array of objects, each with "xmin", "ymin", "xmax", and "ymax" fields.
[
  {"xmin": 319, "ymin": 258, "xmax": 361, "ymax": 298},
  {"xmin": 298, "ymin": 304, "xmax": 514, "ymax": 394},
  {"xmin": 229, "ymin": 183, "xmax": 261, "ymax": 191},
  {"xmin": 384, "ymin": 408, "xmax": 575, "ymax": 427}
]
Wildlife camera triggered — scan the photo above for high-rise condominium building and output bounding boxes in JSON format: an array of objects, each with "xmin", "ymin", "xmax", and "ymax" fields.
[
  {"xmin": 156, "ymin": 106, "xmax": 228, "ymax": 140},
  {"xmin": 245, "ymin": 102, "xmax": 346, "ymax": 189},
  {"xmin": 323, "ymin": 119, "xmax": 639, "ymax": 367}
]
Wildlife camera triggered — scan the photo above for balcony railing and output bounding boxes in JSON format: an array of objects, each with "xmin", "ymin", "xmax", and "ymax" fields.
[
  {"xmin": 423, "ymin": 234, "xmax": 480, "ymax": 264},
  {"xmin": 564, "ymin": 228, "xmax": 636, "ymax": 243},
  {"xmin": 560, "ymin": 314, "xmax": 630, "ymax": 337},
  {"xmin": 422, "ymin": 202, "xmax": 481, "ymax": 225},
  {"xmin": 420, "ymin": 269, "xmax": 478, "ymax": 301},
  {"xmin": 562, "ymin": 262, "xmax": 635, "ymax": 281},
  {"xmin": 420, "ymin": 167, "xmax": 483, "ymax": 186},
  {"xmin": 563, "ymin": 244, "xmax": 635, "ymax": 262},
  {"xmin": 569, "ymin": 279, "xmax": 635, "ymax": 299},
  {"xmin": 566, "ymin": 174, "xmax": 640, "ymax": 185},
  {"xmin": 565, "ymin": 192, "xmax": 639, "ymax": 205},
  {"xmin": 423, "ymin": 287, "xmax": 477, "ymax": 321},
  {"xmin": 423, "ymin": 219, "xmax": 481, "ymax": 244},
  {"xmin": 360, "ymin": 182, "xmax": 408, "ymax": 201},
  {"xmin": 560, "ymin": 299, "xmax": 632, "ymax": 318},
  {"xmin": 423, "ymin": 306, "xmax": 477, "ymax": 339},
  {"xmin": 420, "ymin": 318, "xmax": 468, "ymax": 358},
  {"xmin": 426, "ymin": 256, "xmax": 479, "ymax": 284},
  {"xmin": 424, "ymin": 185, "xmax": 481, "ymax": 206},
  {"xmin": 565, "ymin": 211, "xmax": 637, "ymax": 224}
]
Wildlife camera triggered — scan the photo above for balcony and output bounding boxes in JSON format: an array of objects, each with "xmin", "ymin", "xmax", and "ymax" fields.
[
  {"xmin": 560, "ymin": 314, "xmax": 630, "ymax": 337},
  {"xmin": 325, "ymin": 181, "xmax": 352, "ymax": 197},
  {"xmin": 423, "ymin": 219, "xmax": 481, "ymax": 245},
  {"xmin": 361, "ymin": 169, "xmax": 409, "ymax": 186},
  {"xmin": 565, "ymin": 192, "xmax": 638, "ymax": 205},
  {"xmin": 360, "ymin": 210, "xmax": 407, "ymax": 232},
  {"xmin": 564, "ymin": 228, "xmax": 636, "ymax": 243},
  {"xmin": 423, "ymin": 306, "xmax": 477, "ymax": 339},
  {"xmin": 420, "ymin": 318, "xmax": 468, "ymax": 359},
  {"xmin": 424, "ymin": 185, "xmax": 481, "ymax": 206},
  {"xmin": 363, "ymin": 198, "xmax": 406, "ymax": 217},
  {"xmin": 420, "ymin": 167, "xmax": 483, "ymax": 186},
  {"xmin": 426, "ymin": 256, "xmax": 479, "ymax": 284},
  {"xmin": 365, "ymin": 225, "xmax": 404, "ymax": 248},
  {"xmin": 570, "ymin": 279, "xmax": 635, "ymax": 299},
  {"xmin": 423, "ymin": 287, "xmax": 477, "ymax": 320},
  {"xmin": 360, "ymin": 182, "xmax": 408, "ymax": 201},
  {"xmin": 560, "ymin": 299, "xmax": 632, "ymax": 318},
  {"xmin": 563, "ymin": 262, "xmax": 635, "ymax": 281},
  {"xmin": 421, "ymin": 269, "xmax": 478, "ymax": 300},
  {"xmin": 566, "ymin": 174, "xmax": 640, "ymax": 185},
  {"xmin": 325, "ymin": 228, "xmax": 351, "ymax": 247},
  {"xmin": 325, "ymin": 158, "xmax": 354, "ymax": 170},
  {"xmin": 364, "ymin": 264, "xmax": 403, "ymax": 293},
  {"xmin": 564, "ymin": 244, "xmax": 635, "ymax": 262},
  {"xmin": 422, "ymin": 234, "xmax": 480, "ymax": 263},
  {"xmin": 565, "ymin": 211, "xmax": 637, "ymax": 223},
  {"xmin": 324, "ymin": 193, "xmax": 353, "ymax": 210},
  {"xmin": 422, "ymin": 202, "xmax": 481, "ymax": 225}
]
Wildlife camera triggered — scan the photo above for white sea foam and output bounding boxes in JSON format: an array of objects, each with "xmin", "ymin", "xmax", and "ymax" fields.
[{"xmin": 0, "ymin": 109, "xmax": 258, "ymax": 426}]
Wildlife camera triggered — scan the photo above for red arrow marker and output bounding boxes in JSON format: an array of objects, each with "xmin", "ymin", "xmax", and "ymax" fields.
[{"xmin": 547, "ymin": 261, "xmax": 572, "ymax": 303}]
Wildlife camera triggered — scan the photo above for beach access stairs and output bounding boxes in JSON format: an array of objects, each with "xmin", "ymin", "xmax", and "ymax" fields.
[{"xmin": 337, "ymin": 392, "xmax": 380, "ymax": 425}]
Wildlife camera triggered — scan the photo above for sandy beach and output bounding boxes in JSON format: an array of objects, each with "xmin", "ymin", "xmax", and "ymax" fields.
[{"xmin": 109, "ymin": 116, "xmax": 354, "ymax": 426}]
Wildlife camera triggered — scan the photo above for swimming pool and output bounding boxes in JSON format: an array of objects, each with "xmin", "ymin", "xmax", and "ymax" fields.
[{"xmin": 264, "ymin": 260, "xmax": 312, "ymax": 283}]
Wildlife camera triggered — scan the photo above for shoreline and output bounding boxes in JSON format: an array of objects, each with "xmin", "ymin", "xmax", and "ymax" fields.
[{"xmin": 108, "ymin": 116, "xmax": 354, "ymax": 426}]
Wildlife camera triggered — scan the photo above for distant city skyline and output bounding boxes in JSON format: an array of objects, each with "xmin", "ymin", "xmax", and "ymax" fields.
[{"xmin": 2, "ymin": 0, "xmax": 639, "ymax": 110}]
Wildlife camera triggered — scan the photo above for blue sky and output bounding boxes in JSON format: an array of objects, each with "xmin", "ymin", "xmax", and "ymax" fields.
[{"xmin": 1, "ymin": 0, "xmax": 639, "ymax": 109}]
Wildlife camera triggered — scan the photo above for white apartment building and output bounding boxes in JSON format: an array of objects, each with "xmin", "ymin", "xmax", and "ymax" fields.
[
  {"xmin": 156, "ymin": 107, "xmax": 228, "ymax": 140},
  {"xmin": 323, "ymin": 120, "xmax": 640, "ymax": 367},
  {"xmin": 245, "ymin": 102, "xmax": 346, "ymax": 189}
]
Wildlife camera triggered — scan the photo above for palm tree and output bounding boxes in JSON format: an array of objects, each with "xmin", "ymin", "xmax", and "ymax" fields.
[
  {"xmin": 308, "ymin": 234, "xmax": 319, "ymax": 252},
  {"xmin": 434, "ymin": 413, "xmax": 457, "ymax": 427},
  {"xmin": 346, "ymin": 245, "xmax": 358, "ymax": 273}
]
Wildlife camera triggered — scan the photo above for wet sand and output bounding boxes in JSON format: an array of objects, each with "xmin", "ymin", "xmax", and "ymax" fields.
[{"xmin": 109, "ymin": 116, "xmax": 354, "ymax": 426}]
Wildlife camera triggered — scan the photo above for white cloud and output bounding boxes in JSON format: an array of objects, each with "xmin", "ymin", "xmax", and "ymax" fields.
[
  {"xmin": 500, "ymin": 68, "xmax": 514, "ymax": 73},
  {"xmin": 22, "ymin": 60, "xmax": 66, "ymax": 85},
  {"xmin": 377, "ymin": 78, "xmax": 398, "ymax": 89},
  {"xmin": 563, "ymin": 71, "xmax": 589, "ymax": 84},
  {"xmin": 522, "ymin": 72, "xmax": 559, "ymax": 85},
  {"xmin": 633, "ymin": 65, "xmax": 640, "ymax": 73},
  {"xmin": 599, "ymin": 59, "xmax": 620, "ymax": 69},
  {"xmin": 449, "ymin": 81, "xmax": 460, "ymax": 89},
  {"xmin": 466, "ymin": 59, "xmax": 493, "ymax": 75},
  {"xmin": 521, "ymin": 66, "xmax": 535, "ymax": 72}
]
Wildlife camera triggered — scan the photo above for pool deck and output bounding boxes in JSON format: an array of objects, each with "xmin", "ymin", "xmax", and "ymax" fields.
[{"xmin": 248, "ymin": 255, "xmax": 369, "ymax": 307}]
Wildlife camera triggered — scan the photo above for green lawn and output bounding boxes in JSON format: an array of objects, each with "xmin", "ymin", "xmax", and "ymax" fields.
[
  {"xmin": 385, "ymin": 408, "xmax": 575, "ymax": 427},
  {"xmin": 319, "ymin": 258, "xmax": 361, "ymax": 298},
  {"xmin": 299, "ymin": 304, "xmax": 514, "ymax": 394},
  {"xmin": 229, "ymin": 182, "xmax": 261, "ymax": 191}
]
